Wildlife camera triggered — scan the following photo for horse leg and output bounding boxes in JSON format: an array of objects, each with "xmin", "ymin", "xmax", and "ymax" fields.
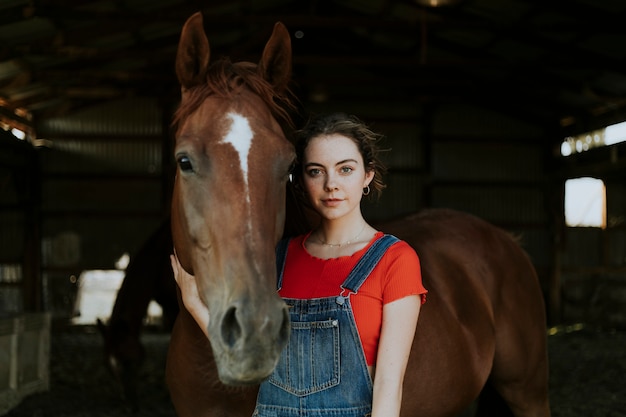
[
  {"xmin": 473, "ymin": 381, "xmax": 513, "ymax": 417},
  {"xmin": 487, "ymin": 286, "xmax": 551, "ymax": 416},
  {"xmin": 488, "ymin": 351, "xmax": 550, "ymax": 417}
]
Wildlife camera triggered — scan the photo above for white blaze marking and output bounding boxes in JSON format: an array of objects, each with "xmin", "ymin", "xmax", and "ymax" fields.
[
  {"xmin": 221, "ymin": 112, "xmax": 262, "ymax": 275},
  {"xmin": 221, "ymin": 112, "xmax": 253, "ymax": 204}
]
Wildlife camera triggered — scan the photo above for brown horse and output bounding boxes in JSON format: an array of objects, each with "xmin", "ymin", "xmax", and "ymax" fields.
[
  {"xmin": 166, "ymin": 12, "xmax": 550, "ymax": 417},
  {"xmin": 97, "ymin": 218, "xmax": 179, "ymax": 411},
  {"xmin": 166, "ymin": 11, "xmax": 296, "ymax": 416},
  {"xmin": 377, "ymin": 209, "xmax": 550, "ymax": 417}
]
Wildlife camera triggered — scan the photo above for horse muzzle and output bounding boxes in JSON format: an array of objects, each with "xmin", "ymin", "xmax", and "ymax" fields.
[{"xmin": 208, "ymin": 295, "xmax": 290, "ymax": 386}]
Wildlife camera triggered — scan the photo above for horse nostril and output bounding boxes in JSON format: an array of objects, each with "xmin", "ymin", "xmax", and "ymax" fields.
[{"xmin": 221, "ymin": 306, "xmax": 242, "ymax": 349}]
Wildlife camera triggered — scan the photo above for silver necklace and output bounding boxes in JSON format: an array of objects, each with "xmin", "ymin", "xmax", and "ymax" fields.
[{"xmin": 317, "ymin": 224, "xmax": 367, "ymax": 247}]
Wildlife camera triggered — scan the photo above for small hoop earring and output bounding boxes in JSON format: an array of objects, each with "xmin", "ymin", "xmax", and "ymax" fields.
[{"xmin": 363, "ymin": 185, "xmax": 371, "ymax": 196}]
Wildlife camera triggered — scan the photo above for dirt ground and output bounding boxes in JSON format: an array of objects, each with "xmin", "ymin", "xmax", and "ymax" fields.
[
  {"xmin": 3, "ymin": 322, "xmax": 625, "ymax": 417},
  {"xmin": 547, "ymin": 325, "xmax": 625, "ymax": 417}
]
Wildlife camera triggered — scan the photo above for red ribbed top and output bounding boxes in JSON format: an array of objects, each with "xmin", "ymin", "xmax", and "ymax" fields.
[{"xmin": 278, "ymin": 232, "xmax": 427, "ymax": 365}]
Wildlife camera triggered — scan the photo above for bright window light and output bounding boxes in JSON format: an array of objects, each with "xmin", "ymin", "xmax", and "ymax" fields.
[
  {"xmin": 564, "ymin": 177, "xmax": 605, "ymax": 228},
  {"xmin": 605, "ymin": 121, "xmax": 626, "ymax": 146},
  {"xmin": 72, "ymin": 269, "xmax": 125, "ymax": 325},
  {"xmin": 11, "ymin": 128, "xmax": 26, "ymax": 140},
  {"xmin": 561, "ymin": 120, "xmax": 626, "ymax": 156},
  {"xmin": 72, "ymin": 260, "xmax": 163, "ymax": 326}
]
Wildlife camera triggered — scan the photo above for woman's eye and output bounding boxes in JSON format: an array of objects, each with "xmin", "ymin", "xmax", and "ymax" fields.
[
  {"xmin": 340, "ymin": 166, "xmax": 353, "ymax": 174},
  {"xmin": 177, "ymin": 155, "xmax": 193, "ymax": 172},
  {"xmin": 308, "ymin": 168, "xmax": 322, "ymax": 176}
]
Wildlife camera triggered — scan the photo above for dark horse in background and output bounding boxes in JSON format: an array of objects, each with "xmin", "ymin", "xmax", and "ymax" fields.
[
  {"xmin": 97, "ymin": 218, "xmax": 179, "ymax": 411},
  {"xmin": 166, "ymin": 11, "xmax": 551, "ymax": 417}
]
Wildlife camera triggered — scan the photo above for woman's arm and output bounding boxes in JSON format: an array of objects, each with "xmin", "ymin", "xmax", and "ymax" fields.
[
  {"xmin": 371, "ymin": 294, "xmax": 421, "ymax": 417},
  {"xmin": 170, "ymin": 253, "xmax": 210, "ymax": 338}
]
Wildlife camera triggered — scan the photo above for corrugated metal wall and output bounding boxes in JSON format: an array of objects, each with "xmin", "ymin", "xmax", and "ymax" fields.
[
  {"xmin": 352, "ymin": 102, "xmax": 552, "ymax": 285},
  {"xmin": 3, "ymin": 93, "xmax": 622, "ymax": 326},
  {"xmin": 0, "ymin": 133, "xmax": 41, "ymax": 313},
  {"xmin": 35, "ymin": 97, "xmax": 172, "ymax": 319}
]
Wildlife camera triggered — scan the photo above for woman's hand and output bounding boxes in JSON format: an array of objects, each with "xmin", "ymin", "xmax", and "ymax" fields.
[{"xmin": 170, "ymin": 253, "xmax": 210, "ymax": 338}]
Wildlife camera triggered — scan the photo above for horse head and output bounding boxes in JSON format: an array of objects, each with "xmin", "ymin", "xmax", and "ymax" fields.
[{"xmin": 171, "ymin": 12, "xmax": 294, "ymax": 385}]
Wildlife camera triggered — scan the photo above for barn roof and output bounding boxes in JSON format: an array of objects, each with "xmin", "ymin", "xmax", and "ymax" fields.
[{"xmin": 1, "ymin": 0, "xmax": 626, "ymax": 143}]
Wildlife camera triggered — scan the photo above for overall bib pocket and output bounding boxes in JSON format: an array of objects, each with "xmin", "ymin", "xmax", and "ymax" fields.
[{"xmin": 268, "ymin": 318, "xmax": 340, "ymax": 396}]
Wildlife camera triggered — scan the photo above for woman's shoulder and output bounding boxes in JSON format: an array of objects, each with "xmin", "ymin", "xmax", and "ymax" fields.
[
  {"xmin": 373, "ymin": 234, "xmax": 421, "ymax": 275},
  {"xmin": 379, "ymin": 234, "xmax": 418, "ymax": 257},
  {"xmin": 367, "ymin": 233, "xmax": 426, "ymax": 303}
]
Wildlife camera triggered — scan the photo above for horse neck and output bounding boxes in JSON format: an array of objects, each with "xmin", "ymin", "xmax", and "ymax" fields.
[
  {"xmin": 109, "ymin": 273, "xmax": 153, "ymax": 334},
  {"xmin": 109, "ymin": 219, "xmax": 173, "ymax": 332},
  {"xmin": 283, "ymin": 181, "xmax": 318, "ymax": 238}
]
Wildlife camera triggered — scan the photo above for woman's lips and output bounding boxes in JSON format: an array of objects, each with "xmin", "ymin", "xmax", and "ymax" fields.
[{"xmin": 322, "ymin": 198, "xmax": 342, "ymax": 207}]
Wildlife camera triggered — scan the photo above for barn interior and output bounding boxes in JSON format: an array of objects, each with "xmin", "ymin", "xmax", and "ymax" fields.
[{"xmin": 1, "ymin": 0, "xmax": 626, "ymax": 415}]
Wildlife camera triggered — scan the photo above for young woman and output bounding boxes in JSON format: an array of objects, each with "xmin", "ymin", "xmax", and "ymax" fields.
[{"xmin": 171, "ymin": 112, "xmax": 427, "ymax": 417}]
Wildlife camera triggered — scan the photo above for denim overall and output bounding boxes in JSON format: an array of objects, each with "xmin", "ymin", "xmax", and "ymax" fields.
[{"xmin": 253, "ymin": 235, "xmax": 399, "ymax": 417}]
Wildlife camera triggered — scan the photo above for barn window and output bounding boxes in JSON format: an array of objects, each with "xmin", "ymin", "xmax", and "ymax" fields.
[
  {"xmin": 564, "ymin": 177, "xmax": 606, "ymax": 228},
  {"xmin": 71, "ymin": 253, "xmax": 163, "ymax": 325},
  {"xmin": 72, "ymin": 269, "xmax": 126, "ymax": 325},
  {"xmin": 561, "ymin": 120, "xmax": 626, "ymax": 156}
]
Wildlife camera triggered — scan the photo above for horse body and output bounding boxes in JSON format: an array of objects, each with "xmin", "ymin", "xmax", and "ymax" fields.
[
  {"xmin": 168, "ymin": 12, "xmax": 550, "ymax": 417},
  {"xmin": 97, "ymin": 218, "xmax": 179, "ymax": 410},
  {"xmin": 379, "ymin": 209, "xmax": 550, "ymax": 417}
]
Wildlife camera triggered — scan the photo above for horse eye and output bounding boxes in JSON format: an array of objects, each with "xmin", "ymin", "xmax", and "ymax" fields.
[{"xmin": 177, "ymin": 155, "xmax": 193, "ymax": 172}]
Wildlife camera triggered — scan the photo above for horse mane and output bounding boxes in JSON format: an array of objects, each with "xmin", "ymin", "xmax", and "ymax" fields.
[{"xmin": 172, "ymin": 57, "xmax": 298, "ymax": 137}]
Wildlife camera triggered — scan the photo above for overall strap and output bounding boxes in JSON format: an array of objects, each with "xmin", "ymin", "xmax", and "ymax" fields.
[
  {"xmin": 275, "ymin": 238, "xmax": 290, "ymax": 290},
  {"xmin": 341, "ymin": 234, "xmax": 399, "ymax": 294}
]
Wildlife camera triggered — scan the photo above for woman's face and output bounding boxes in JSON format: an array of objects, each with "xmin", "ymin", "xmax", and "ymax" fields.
[{"xmin": 301, "ymin": 133, "xmax": 374, "ymax": 221}]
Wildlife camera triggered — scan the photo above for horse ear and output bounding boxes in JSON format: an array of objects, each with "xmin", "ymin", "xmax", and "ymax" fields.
[
  {"xmin": 176, "ymin": 12, "xmax": 210, "ymax": 90},
  {"xmin": 258, "ymin": 22, "xmax": 292, "ymax": 93}
]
